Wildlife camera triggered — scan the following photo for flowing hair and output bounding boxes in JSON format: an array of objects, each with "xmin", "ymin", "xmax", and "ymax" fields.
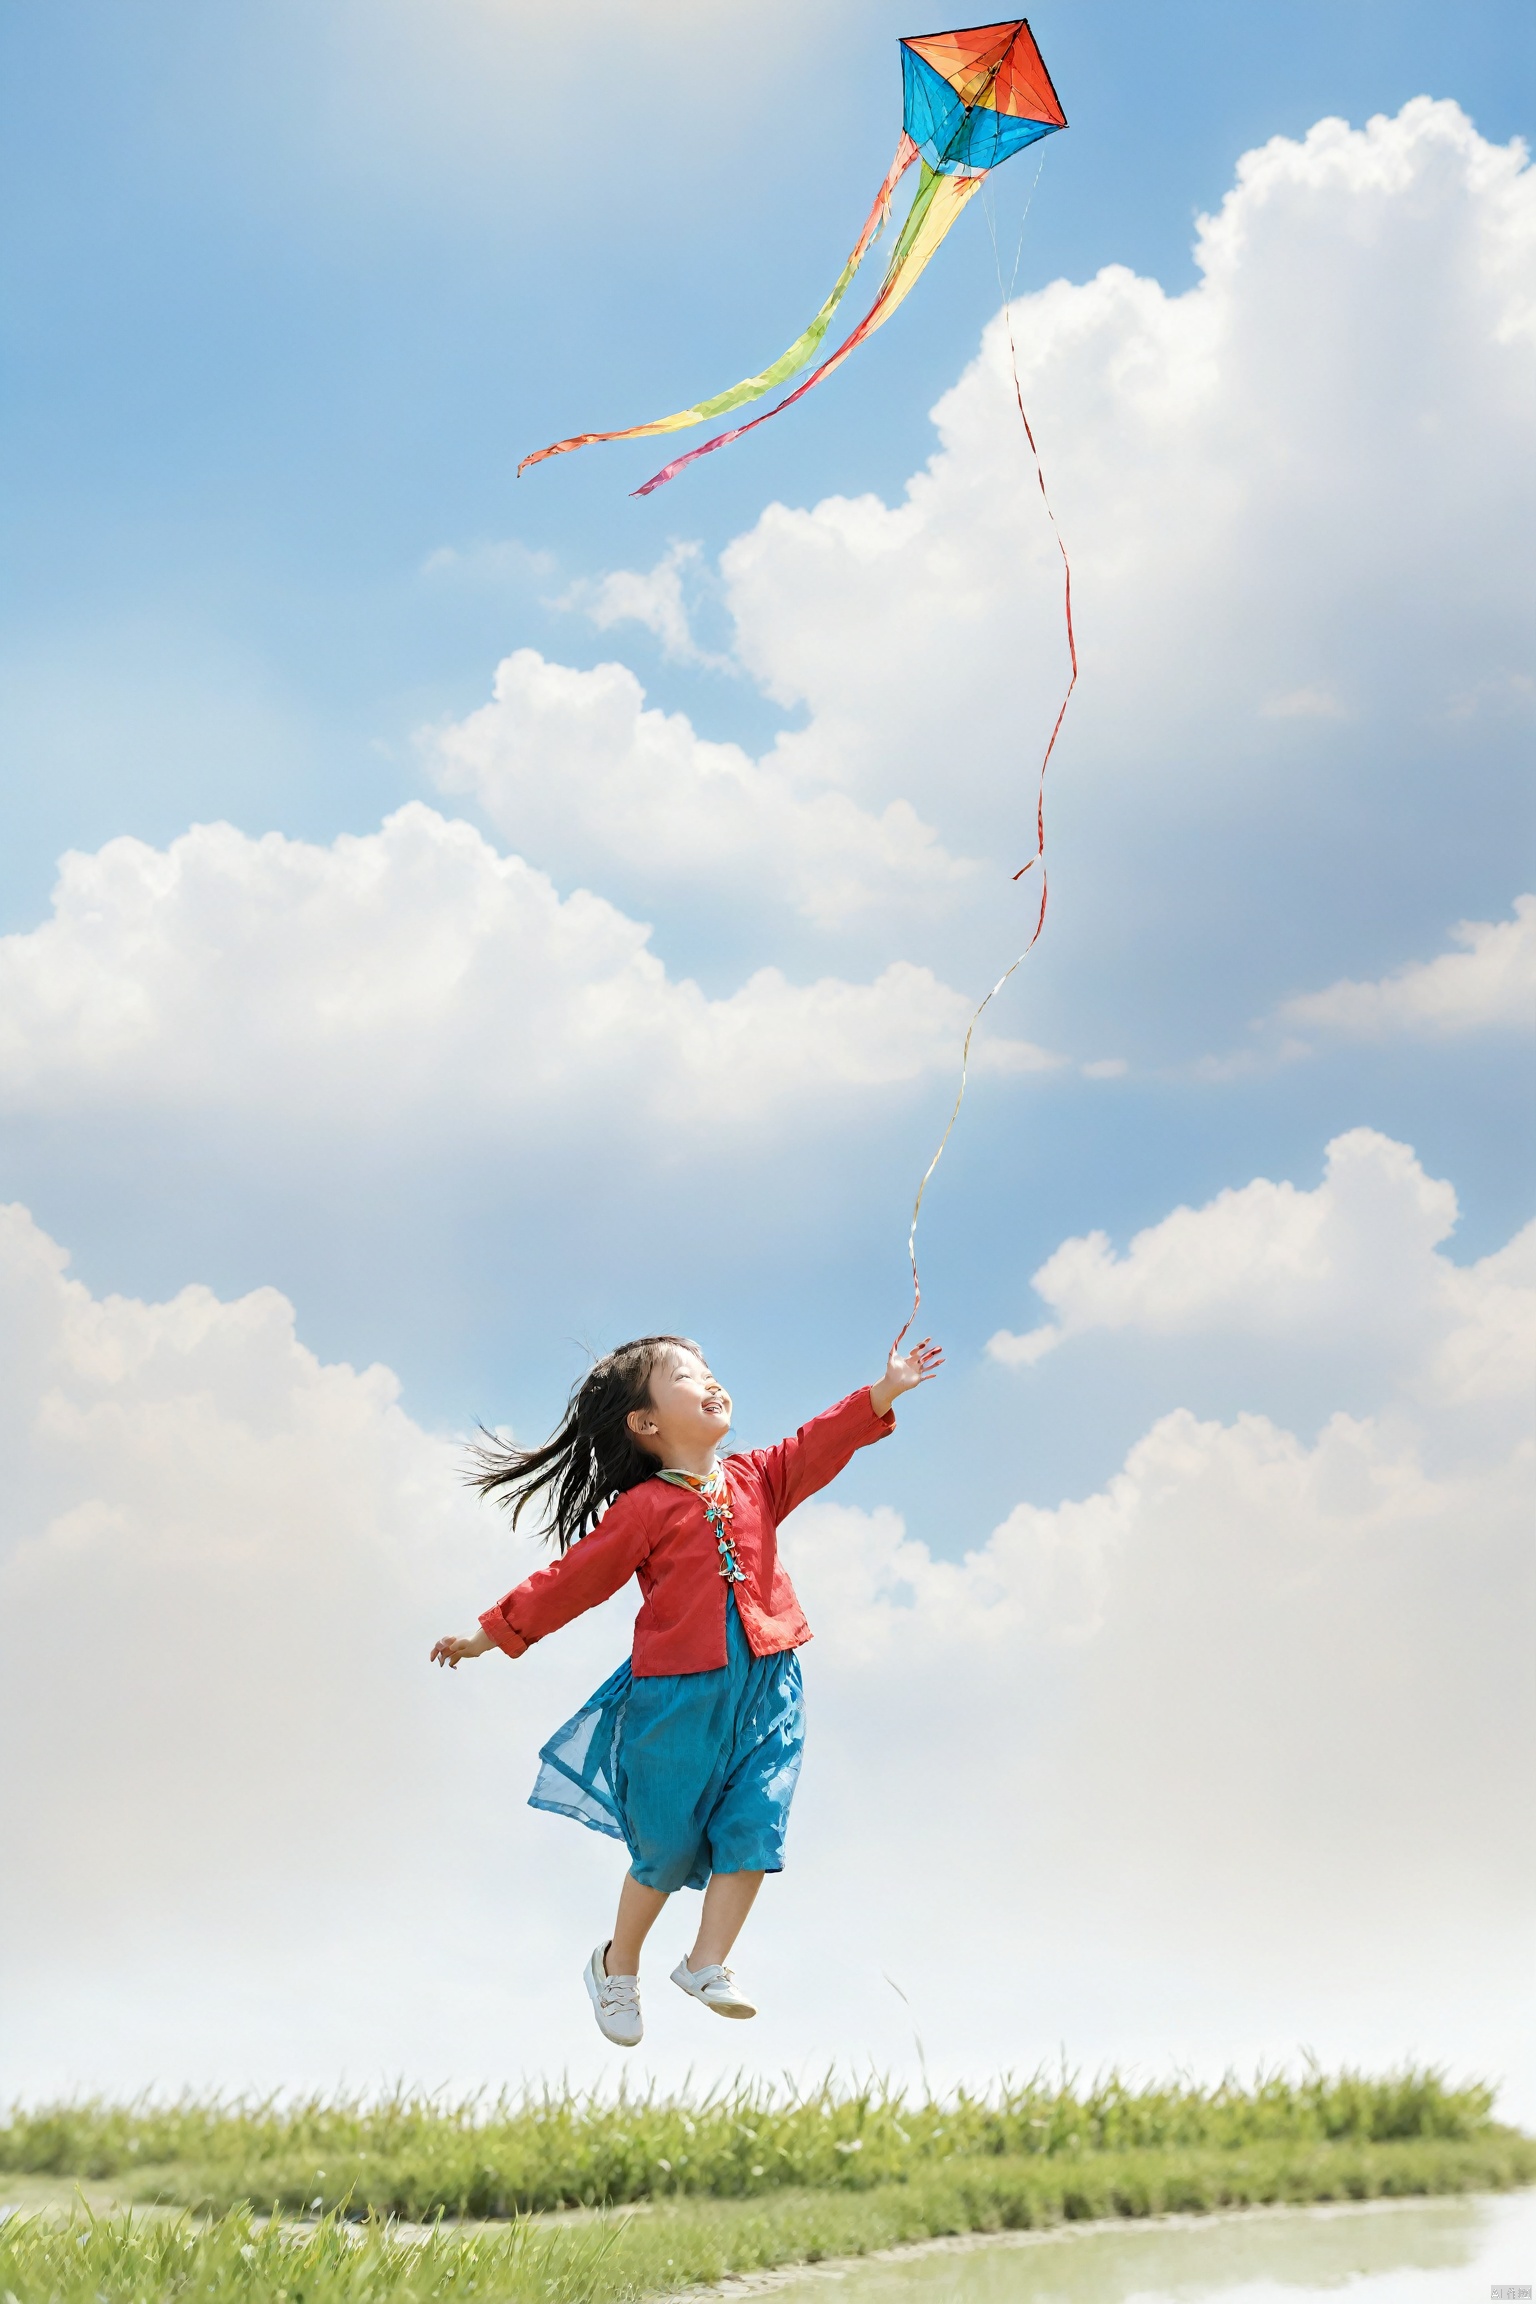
[{"xmin": 468, "ymin": 1336, "xmax": 699, "ymax": 1555}]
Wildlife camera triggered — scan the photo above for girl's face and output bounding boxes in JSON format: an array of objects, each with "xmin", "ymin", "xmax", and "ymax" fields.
[{"xmin": 629, "ymin": 1348, "xmax": 732, "ymax": 1464}]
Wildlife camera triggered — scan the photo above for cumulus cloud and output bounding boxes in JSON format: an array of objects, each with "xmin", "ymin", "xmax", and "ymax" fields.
[
  {"xmin": 0, "ymin": 1202, "xmax": 464, "ymax": 1903},
  {"xmin": 2, "ymin": 1134, "xmax": 1529, "ymax": 2103},
  {"xmin": 794, "ymin": 1134, "xmax": 1533, "ymax": 2089},
  {"xmin": 428, "ymin": 649, "xmax": 971, "ymax": 931},
  {"xmin": 1258, "ymin": 685, "xmax": 1349, "ymax": 721},
  {"xmin": 785, "ymin": 1382, "xmax": 1531, "ymax": 2011},
  {"xmin": 421, "ymin": 538, "xmax": 554, "ymax": 585},
  {"xmin": 987, "ymin": 1127, "xmax": 1533, "ymax": 1391},
  {"xmin": 0, "ymin": 1198, "xmax": 640, "ymax": 2087},
  {"xmin": 694, "ymin": 100, "xmax": 1535, "ymax": 1064},
  {"xmin": 1277, "ymin": 893, "xmax": 1536, "ymax": 1039},
  {"xmin": 0, "ymin": 804, "xmax": 1043, "ymax": 1143},
  {"xmin": 722, "ymin": 101, "xmax": 1533, "ymax": 762},
  {"xmin": 559, "ymin": 539, "xmax": 727, "ymax": 668}
]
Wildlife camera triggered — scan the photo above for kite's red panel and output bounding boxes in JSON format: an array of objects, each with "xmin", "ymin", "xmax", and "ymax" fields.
[{"xmin": 903, "ymin": 19, "xmax": 1067, "ymax": 125}]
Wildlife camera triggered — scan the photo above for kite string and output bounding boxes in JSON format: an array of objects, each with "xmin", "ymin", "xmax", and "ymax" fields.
[
  {"xmin": 894, "ymin": 159, "xmax": 1077, "ymax": 1353},
  {"xmin": 893, "ymin": 879, "xmax": 1048, "ymax": 1354},
  {"xmin": 984, "ymin": 147, "xmax": 1045, "ymax": 303}
]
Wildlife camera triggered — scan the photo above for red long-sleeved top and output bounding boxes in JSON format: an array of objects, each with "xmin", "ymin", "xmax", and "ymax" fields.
[{"xmin": 478, "ymin": 1388, "xmax": 895, "ymax": 1676}]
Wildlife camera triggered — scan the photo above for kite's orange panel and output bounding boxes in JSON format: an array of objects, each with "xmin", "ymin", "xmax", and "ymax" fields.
[{"xmin": 903, "ymin": 20, "xmax": 1066, "ymax": 124}]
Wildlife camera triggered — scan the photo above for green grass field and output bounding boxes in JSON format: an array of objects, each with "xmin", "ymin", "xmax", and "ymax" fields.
[
  {"xmin": 3, "ymin": 2071, "xmax": 1531, "ymax": 2303},
  {"xmin": 0, "ymin": 2066, "xmax": 1511, "ymax": 2220}
]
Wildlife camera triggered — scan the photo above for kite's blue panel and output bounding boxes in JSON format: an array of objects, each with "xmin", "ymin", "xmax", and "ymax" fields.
[{"xmin": 901, "ymin": 44, "xmax": 969, "ymax": 171}]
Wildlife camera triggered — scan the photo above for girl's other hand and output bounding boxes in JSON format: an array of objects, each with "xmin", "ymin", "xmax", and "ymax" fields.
[
  {"xmin": 430, "ymin": 1629, "xmax": 495, "ymax": 1668},
  {"xmin": 870, "ymin": 1336, "xmax": 944, "ymax": 1417}
]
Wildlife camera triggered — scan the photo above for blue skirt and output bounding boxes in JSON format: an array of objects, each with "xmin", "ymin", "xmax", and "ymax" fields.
[{"xmin": 529, "ymin": 1595, "xmax": 805, "ymax": 1893}]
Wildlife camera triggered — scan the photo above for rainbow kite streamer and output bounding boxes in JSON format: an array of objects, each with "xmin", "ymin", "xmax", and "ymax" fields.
[{"xmin": 518, "ymin": 19, "xmax": 1067, "ymax": 494}]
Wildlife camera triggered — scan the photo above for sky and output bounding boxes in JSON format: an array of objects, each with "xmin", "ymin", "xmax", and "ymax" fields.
[{"xmin": 1, "ymin": 2, "xmax": 1533, "ymax": 2120}]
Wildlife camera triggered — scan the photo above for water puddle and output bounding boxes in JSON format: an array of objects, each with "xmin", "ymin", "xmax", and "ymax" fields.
[{"xmin": 760, "ymin": 2190, "xmax": 1534, "ymax": 2303}]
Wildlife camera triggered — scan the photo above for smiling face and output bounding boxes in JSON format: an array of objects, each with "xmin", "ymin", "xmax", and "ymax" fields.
[{"xmin": 626, "ymin": 1346, "xmax": 732, "ymax": 1473}]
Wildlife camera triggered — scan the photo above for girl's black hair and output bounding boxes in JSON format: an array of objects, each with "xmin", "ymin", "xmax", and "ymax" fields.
[{"xmin": 468, "ymin": 1335, "xmax": 700, "ymax": 1555}]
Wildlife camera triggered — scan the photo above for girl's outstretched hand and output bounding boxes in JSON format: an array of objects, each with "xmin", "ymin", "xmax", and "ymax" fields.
[
  {"xmin": 431, "ymin": 1629, "xmax": 494, "ymax": 1669},
  {"xmin": 870, "ymin": 1336, "xmax": 944, "ymax": 1418}
]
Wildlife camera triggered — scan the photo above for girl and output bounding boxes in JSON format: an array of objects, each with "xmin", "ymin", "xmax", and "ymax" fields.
[{"xmin": 431, "ymin": 1333, "xmax": 941, "ymax": 2046}]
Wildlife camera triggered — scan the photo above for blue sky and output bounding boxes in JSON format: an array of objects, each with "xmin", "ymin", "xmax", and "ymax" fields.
[
  {"xmin": 2, "ymin": 0, "xmax": 1532, "ymax": 1428},
  {"xmin": 1, "ymin": 2, "xmax": 1532, "ymax": 2109},
  {"xmin": 2, "ymin": 0, "xmax": 1529, "ymax": 908}
]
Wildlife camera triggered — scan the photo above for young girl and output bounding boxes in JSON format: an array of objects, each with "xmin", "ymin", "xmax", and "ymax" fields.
[{"xmin": 431, "ymin": 1333, "xmax": 941, "ymax": 2046}]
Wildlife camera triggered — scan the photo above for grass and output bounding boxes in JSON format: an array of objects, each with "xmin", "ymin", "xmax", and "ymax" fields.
[
  {"xmin": 0, "ymin": 2066, "xmax": 1510, "ymax": 2221},
  {"xmin": 3, "ymin": 2070, "xmax": 1530, "ymax": 2303},
  {"xmin": 3, "ymin": 2135, "xmax": 1535, "ymax": 2302}
]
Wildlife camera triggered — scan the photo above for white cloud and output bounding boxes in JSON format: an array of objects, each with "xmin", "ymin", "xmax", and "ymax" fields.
[
  {"xmin": 789, "ymin": 1136, "xmax": 1533, "ymax": 2098},
  {"xmin": 1258, "ymin": 685, "xmax": 1349, "ymax": 720},
  {"xmin": 421, "ymin": 538, "xmax": 554, "ymax": 584},
  {"xmin": 0, "ymin": 804, "xmax": 1041, "ymax": 1141},
  {"xmin": 559, "ymin": 539, "xmax": 726, "ymax": 668},
  {"xmin": 0, "ymin": 1198, "xmax": 640, "ymax": 2083},
  {"xmin": 702, "ymin": 100, "xmax": 1533, "ymax": 1048},
  {"xmin": 3, "ymin": 1143, "xmax": 1529, "ymax": 2106},
  {"xmin": 784, "ymin": 1380, "xmax": 1531, "ymax": 2035},
  {"xmin": 428, "ymin": 650, "xmax": 972, "ymax": 931},
  {"xmin": 1278, "ymin": 893, "xmax": 1536, "ymax": 1038},
  {"xmin": 0, "ymin": 1199, "xmax": 460, "ymax": 1910},
  {"xmin": 988, "ymin": 1127, "xmax": 1533, "ymax": 1398}
]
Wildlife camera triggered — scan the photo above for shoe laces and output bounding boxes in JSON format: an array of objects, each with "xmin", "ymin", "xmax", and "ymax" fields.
[{"xmin": 600, "ymin": 1968, "xmax": 640, "ymax": 2011}]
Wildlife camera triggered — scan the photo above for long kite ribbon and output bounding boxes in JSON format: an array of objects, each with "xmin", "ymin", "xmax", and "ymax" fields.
[
  {"xmin": 517, "ymin": 134, "xmax": 919, "ymax": 480},
  {"xmin": 633, "ymin": 162, "xmax": 985, "ymax": 495}
]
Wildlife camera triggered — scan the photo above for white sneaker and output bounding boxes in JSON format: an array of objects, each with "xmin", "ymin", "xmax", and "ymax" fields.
[
  {"xmin": 670, "ymin": 1956, "xmax": 757, "ymax": 2018},
  {"xmin": 584, "ymin": 1944, "xmax": 643, "ymax": 2046}
]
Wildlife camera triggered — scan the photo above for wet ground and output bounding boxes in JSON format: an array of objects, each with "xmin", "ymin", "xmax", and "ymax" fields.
[{"xmin": 749, "ymin": 2191, "xmax": 1534, "ymax": 2304}]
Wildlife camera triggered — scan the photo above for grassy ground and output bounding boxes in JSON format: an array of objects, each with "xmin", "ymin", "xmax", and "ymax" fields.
[
  {"xmin": 3, "ymin": 2136, "xmax": 1534, "ymax": 2302},
  {"xmin": 0, "ymin": 2067, "xmax": 1508, "ymax": 2221}
]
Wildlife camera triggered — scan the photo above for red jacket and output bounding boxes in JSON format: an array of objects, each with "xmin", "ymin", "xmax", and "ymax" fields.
[{"xmin": 478, "ymin": 1388, "xmax": 895, "ymax": 1676}]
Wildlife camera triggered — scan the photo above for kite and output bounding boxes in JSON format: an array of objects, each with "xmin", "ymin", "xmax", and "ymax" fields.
[{"xmin": 518, "ymin": 19, "xmax": 1068, "ymax": 494}]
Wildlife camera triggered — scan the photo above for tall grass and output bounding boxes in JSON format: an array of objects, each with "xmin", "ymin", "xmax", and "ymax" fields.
[
  {"xmin": 0, "ymin": 2067, "xmax": 1505, "ymax": 2222},
  {"xmin": 4, "ymin": 2136, "xmax": 1535, "ymax": 2304}
]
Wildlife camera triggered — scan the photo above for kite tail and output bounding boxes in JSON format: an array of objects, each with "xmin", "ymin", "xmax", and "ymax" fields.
[
  {"xmin": 892, "ymin": 307, "xmax": 1076, "ymax": 1354},
  {"xmin": 516, "ymin": 134, "xmax": 919, "ymax": 479},
  {"xmin": 634, "ymin": 163, "xmax": 984, "ymax": 496}
]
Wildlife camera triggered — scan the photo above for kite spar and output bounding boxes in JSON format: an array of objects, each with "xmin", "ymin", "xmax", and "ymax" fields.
[{"xmin": 518, "ymin": 20, "xmax": 1068, "ymax": 493}]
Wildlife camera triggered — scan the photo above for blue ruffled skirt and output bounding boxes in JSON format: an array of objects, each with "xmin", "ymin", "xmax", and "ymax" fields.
[{"xmin": 529, "ymin": 1594, "xmax": 804, "ymax": 1893}]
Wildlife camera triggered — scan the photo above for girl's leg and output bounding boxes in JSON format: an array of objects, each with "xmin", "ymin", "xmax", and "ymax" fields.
[
  {"xmin": 687, "ymin": 1869, "xmax": 764, "ymax": 1970},
  {"xmin": 608, "ymin": 1871, "xmax": 669, "ymax": 1975}
]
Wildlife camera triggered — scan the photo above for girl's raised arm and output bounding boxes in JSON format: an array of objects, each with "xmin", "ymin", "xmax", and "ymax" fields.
[{"xmin": 746, "ymin": 1340, "xmax": 943, "ymax": 1523}]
